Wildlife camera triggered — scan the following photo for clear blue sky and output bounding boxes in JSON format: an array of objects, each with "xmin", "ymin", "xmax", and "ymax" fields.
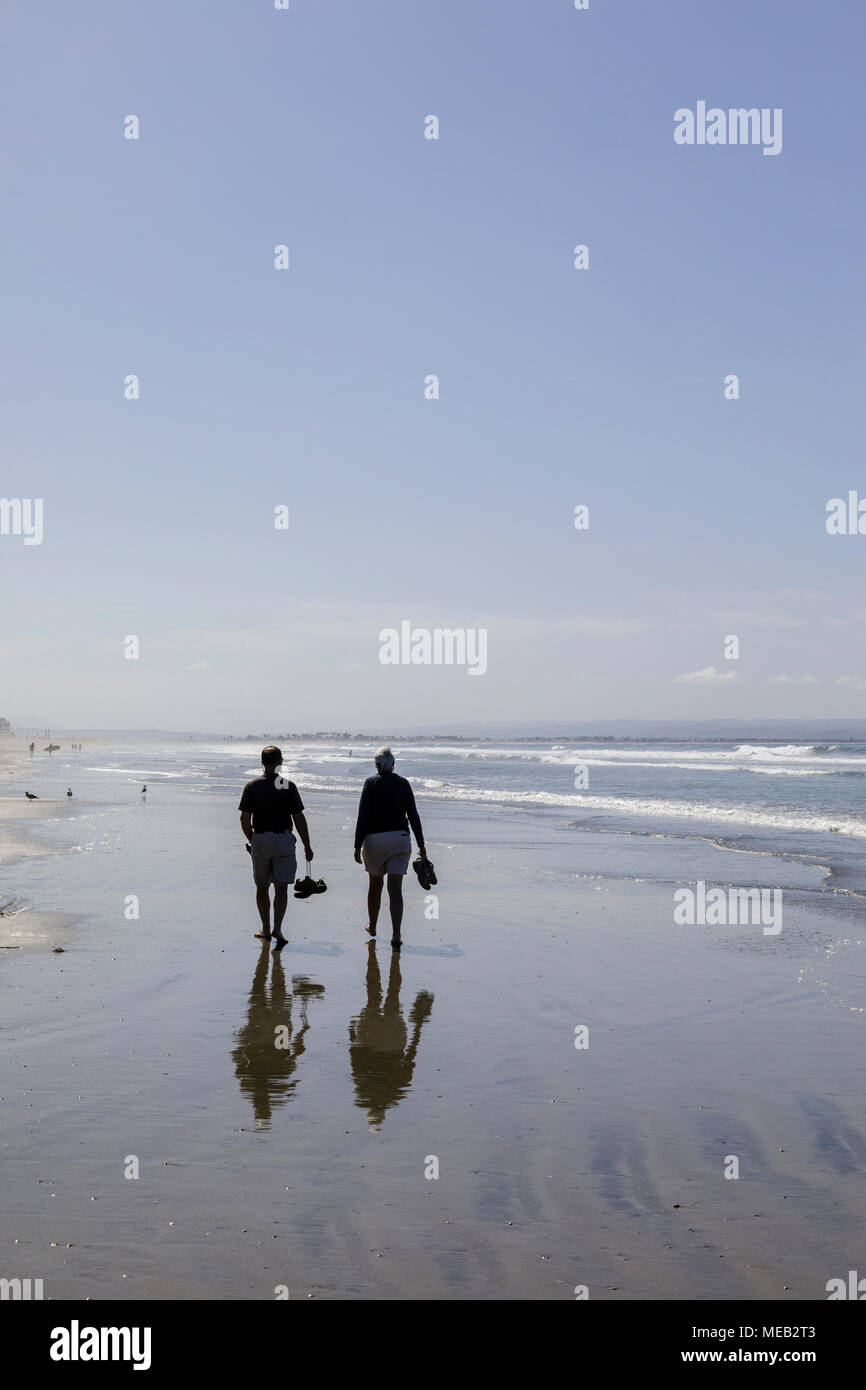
[{"xmin": 2, "ymin": 0, "xmax": 865, "ymax": 730}]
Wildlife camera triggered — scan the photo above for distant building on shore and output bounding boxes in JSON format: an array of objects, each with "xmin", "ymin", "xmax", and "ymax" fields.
[{"xmin": 0, "ymin": 718, "xmax": 11, "ymax": 732}]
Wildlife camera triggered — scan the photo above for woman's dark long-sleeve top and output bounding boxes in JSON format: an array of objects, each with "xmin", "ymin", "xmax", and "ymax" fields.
[{"xmin": 354, "ymin": 772, "xmax": 424, "ymax": 850}]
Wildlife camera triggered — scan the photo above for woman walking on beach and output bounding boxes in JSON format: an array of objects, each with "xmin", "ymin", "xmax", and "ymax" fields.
[{"xmin": 354, "ymin": 746, "xmax": 427, "ymax": 949}]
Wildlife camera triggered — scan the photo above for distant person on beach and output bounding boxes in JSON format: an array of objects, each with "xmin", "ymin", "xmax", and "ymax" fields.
[
  {"xmin": 29, "ymin": 742, "xmax": 34, "ymax": 755},
  {"xmin": 239, "ymin": 746, "xmax": 313, "ymax": 950},
  {"xmin": 354, "ymin": 746, "xmax": 427, "ymax": 949}
]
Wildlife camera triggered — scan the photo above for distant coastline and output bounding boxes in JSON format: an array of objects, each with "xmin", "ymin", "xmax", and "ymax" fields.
[{"xmin": 6, "ymin": 723, "xmax": 866, "ymax": 746}]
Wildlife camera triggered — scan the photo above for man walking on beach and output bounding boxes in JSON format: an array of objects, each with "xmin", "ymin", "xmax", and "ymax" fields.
[{"xmin": 239, "ymin": 746, "xmax": 313, "ymax": 949}]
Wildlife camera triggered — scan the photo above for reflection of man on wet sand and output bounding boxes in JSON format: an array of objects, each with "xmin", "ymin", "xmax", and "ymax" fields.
[
  {"xmin": 348, "ymin": 946, "xmax": 434, "ymax": 1130},
  {"xmin": 231, "ymin": 945, "xmax": 324, "ymax": 1126}
]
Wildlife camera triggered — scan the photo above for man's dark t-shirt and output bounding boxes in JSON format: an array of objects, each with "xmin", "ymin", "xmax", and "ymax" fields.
[
  {"xmin": 354, "ymin": 771, "xmax": 423, "ymax": 850},
  {"xmin": 238, "ymin": 773, "xmax": 304, "ymax": 834}
]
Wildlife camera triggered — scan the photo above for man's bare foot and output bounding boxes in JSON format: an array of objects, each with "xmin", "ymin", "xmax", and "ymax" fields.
[
  {"xmin": 364, "ymin": 923, "xmax": 376, "ymax": 937},
  {"xmin": 272, "ymin": 934, "xmax": 288, "ymax": 950},
  {"xmin": 254, "ymin": 931, "xmax": 271, "ymax": 940}
]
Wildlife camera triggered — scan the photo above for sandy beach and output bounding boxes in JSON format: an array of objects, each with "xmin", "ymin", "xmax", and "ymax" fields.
[
  {"xmin": 1, "ymin": 744, "xmax": 865, "ymax": 1300},
  {"xmin": 0, "ymin": 741, "xmax": 81, "ymax": 947}
]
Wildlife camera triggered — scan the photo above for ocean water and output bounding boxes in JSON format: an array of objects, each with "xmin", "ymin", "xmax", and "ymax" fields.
[
  {"xmin": 43, "ymin": 735, "xmax": 866, "ymax": 898},
  {"xmin": 75, "ymin": 737, "xmax": 866, "ymax": 825}
]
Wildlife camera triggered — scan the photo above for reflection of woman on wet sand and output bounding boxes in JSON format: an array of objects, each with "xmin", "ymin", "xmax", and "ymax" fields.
[
  {"xmin": 231, "ymin": 944, "xmax": 324, "ymax": 1126},
  {"xmin": 348, "ymin": 945, "xmax": 433, "ymax": 1130}
]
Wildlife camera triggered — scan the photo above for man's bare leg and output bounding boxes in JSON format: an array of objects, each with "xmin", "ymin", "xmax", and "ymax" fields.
[
  {"xmin": 387, "ymin": 874, "xmax": 404, "ymax": 948},
  {"xmin": 255, "ymin": 884, "xmax": 271, "ymax": 938},
  {"xmin": 273, "ymin": 882, "xmax": 289, "ymax": 948},
  {"xmin": 366, "ymin": 875, "xmax": 384, "ymax": 936}
]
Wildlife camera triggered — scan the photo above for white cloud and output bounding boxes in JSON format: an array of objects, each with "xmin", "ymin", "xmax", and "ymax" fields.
[
  {"xmin": 835, "ymin": 675, "xmax": 866, "ymax": 691},
  {"xmin": 673, "ymin": 666, "xmax": 739, "ymax": 686},
  {"xmin": 768, "ymin": 674, "xmax": 817, "ymax": 684}
]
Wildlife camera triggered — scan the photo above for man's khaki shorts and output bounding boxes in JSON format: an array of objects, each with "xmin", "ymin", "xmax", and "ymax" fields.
[
  {"xmin": 250, "ymin": 830, "xmax": 297, "ymax": 886},
  {"xmin": 361, "ymin": 830, "xmax": 411, "ymax": 876}
]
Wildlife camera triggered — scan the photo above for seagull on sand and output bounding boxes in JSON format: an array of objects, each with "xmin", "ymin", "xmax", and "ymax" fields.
[{"xmin": 25, "ymin": 792, "xmax": 38, "ymax": 800}]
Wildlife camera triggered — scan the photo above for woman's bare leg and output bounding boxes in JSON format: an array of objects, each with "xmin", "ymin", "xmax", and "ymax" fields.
[
  {"xmin": 366, "ymin": 874, "xmax": 384, "ymax": 935},
  {"xmin": 387, "ymin": 874, "xmax": 404, "ymax": 946}
]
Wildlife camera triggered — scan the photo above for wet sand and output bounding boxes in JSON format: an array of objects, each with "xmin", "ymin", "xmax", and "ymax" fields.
[
  {"xmin": 1, "ymin": 753, "xmax": 865, "ymax": 1299},
  {"xmin": 0, "ymin": 744, "xmax": 80, "ymax": 946}
]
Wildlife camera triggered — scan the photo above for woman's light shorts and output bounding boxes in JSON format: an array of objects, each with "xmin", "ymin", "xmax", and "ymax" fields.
[{"xmin": 361, "ymin": 830, "xmax": 411, "ymax": 875}]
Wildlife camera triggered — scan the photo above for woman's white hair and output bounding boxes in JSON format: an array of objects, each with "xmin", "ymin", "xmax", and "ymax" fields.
[{"xmin": 374, "ymin": 745, "xmax": 395, "ymax": 772}]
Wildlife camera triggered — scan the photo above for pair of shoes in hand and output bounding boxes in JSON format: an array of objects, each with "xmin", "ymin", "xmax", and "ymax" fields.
[
  {"xmin": 412, "ymin": 857, "xmax": 437, "ymax": 890},
  {"xmin": 294, "ymin": 874, "xmax": 327, "ymax": 899}
]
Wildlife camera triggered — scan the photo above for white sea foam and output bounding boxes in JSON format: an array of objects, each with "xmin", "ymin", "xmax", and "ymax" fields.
[
  {"xmin": 103, "ymin": 741, "xmax": 866, "ymax": 845},
  {"xmin": 327, "ymin": 740, "xmax": 865, "ymax": 771},
  {"xmin": 86, "ymin": 766, "xmax": 188, "ymax": 779},
  {"xmin": 274, "ymin": 773, "xmax": 866, "ymax": 839},
  {"xmin": 543, "ymin": 754, "xmax": 835, "ymax": 776},
  {"xmin": 545, "ymin": 743, "xmax": 864, "ymax": 767},
  {"xmin": 197, "ymin": 738, "xmax": 866, "ymax": 773}
]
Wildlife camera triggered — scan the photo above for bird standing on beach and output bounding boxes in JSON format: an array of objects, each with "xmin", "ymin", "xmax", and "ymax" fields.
[
  {"xmin": 141, "ymin": 785, "xmax": 147, "ymax": 797},
  {"xmin": 67, "ymin": 789, "xmax": 72, "ymax": 798},
  {"xmin": 25, "ymin": 792, "xmax": 38, "ymax": 800}
]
